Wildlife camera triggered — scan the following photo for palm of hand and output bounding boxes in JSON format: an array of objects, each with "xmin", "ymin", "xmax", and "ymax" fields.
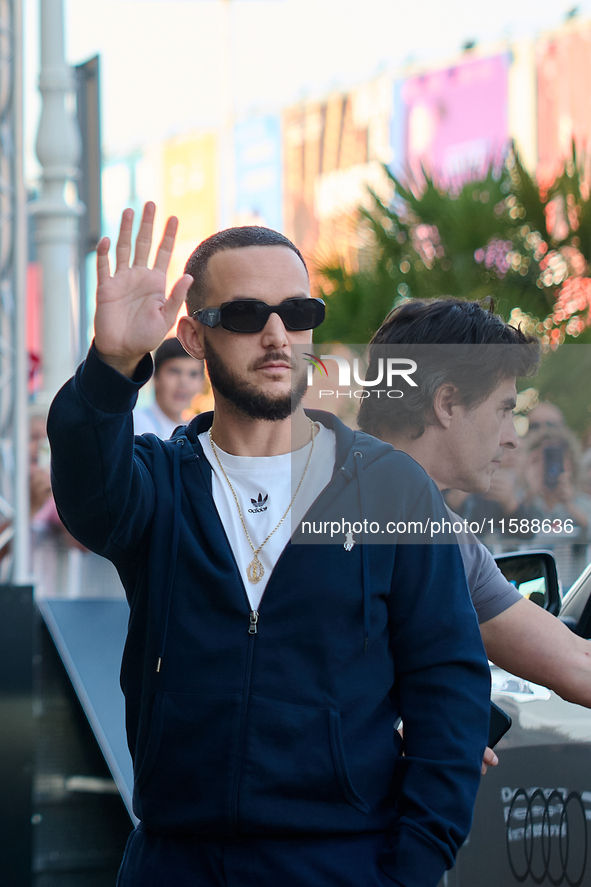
[
  {"xmin": 95, "ymin": 264, "xmax": 172, "ymax": 360},
  {"xmin": 93, "ymin": 203, "xmax": 193, "ymax": 373},
  {"xmin": 486, "ymin": 471, "xmax": 514, "ymax": 505}
]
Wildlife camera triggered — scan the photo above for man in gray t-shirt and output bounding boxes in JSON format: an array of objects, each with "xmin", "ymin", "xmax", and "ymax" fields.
[
  {"xmin": 358, "ymin": 299, "xmax": 591, "ymax": 752},
  {"xmin": 450, "ymin": 507, "xmax": 521, "ymax": 623}
]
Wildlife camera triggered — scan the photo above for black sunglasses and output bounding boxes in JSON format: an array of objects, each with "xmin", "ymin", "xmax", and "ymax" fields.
[{"xmin": 193, "ymin": 298, "xmax": 325, "ymax": 333}]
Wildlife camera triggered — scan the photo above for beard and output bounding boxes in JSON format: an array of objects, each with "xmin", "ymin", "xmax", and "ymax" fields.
[{"xmin": 203, "ymin": 337, "xmax": 309, "ymax": 421}]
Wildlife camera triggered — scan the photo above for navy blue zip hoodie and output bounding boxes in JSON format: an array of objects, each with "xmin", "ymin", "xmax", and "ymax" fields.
[{"xmin": 48, "ymin": 345, "xmax": 490, "ymax": 887}]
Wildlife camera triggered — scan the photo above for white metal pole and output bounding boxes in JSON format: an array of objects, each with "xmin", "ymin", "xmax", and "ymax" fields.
[
  {"xmin": 32, "ymin": 0, "xmax": 83, "ymax": 406},
  {"xmin": 13, "ymin": 0, "xmax": 31, "ymax": 584}
]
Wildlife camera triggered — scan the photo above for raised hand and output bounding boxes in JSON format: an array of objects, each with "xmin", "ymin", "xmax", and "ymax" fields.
[
  {"xmin": 484, "ymin": 470, "xmax": 520, "ymax": 515},
  {"xmin": 94, "ymin": 202, "xmax": 193, "ymax": 377}
]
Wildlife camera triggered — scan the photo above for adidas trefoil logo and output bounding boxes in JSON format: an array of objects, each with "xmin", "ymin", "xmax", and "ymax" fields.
[{"xmin": 248, "ymin": 492, "xmax": 269, "ymax": 514}]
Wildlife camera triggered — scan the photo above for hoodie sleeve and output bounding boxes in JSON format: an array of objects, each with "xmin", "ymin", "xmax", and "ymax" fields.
[
  {"xmin": 379, "ymin": 479, "xmax": 490, "ymax": 887},
  {"xmin": 47, "ymin": 343, "xmax": 156, "ymax": 558}
]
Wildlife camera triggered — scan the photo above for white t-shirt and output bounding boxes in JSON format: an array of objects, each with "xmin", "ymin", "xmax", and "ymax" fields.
[
  {"xmin": 199, "ymin": 422, "xmax": 336, "ymax": 610},
  {"xmin": 134, "ymin": 402, "xmax": 179, "ymax": 439}
]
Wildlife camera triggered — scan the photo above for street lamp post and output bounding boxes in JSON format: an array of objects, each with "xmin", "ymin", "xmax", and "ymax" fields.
[{"xmin": 32, "ymin": 0, "xmax": 83, "ymax": 406}]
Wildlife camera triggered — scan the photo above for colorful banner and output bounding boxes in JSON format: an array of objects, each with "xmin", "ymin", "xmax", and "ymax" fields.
[
  {"xmin": 537, "ymin": 23, "xmax": 591, "ymax": 187},
  {"xmin": 283, "ymin": 100, "xmax": 324, "ymax": 264},
  {"xmin": 162, "ymin": 132, "xmax": 218, "ymax": 285},
  {"xmin": 401, "ymin": 53, "xmax": 510, "ymax": 186},
  {"xmin": 234, "ymin": 116, "xmax": 282, "ymax": 231},
  {"xmin": 283, "ymin": 78, "xmax": 393, "ymax": 272}
]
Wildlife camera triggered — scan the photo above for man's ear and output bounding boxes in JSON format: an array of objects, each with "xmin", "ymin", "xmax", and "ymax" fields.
[
  {"xmin": 177, "ymin": 316, "xmax": 206, "ymax": 361},
  {"xmin": 432, "ymin": 384, "xmax": 462, "ymax": 429}
]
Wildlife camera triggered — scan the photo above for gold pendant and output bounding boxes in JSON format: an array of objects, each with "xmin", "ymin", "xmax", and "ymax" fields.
[{"xmin": 247, "ymin": 556, "xmax": 265, "ymax": 583}]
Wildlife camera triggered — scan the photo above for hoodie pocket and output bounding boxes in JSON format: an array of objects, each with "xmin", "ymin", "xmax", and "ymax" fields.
[
  {"xmin": 239, "ymin": 696, "xmax": 370, "ymax": 832},
  {"xmin": 328, "ymin": 710, "xmax": 369, "ymax": 813},
  {"xmin": 133, "ymin": 691, "xmax": 242, "ymax": 833}
]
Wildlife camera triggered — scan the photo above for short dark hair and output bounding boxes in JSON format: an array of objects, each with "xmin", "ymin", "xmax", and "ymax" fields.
[
  {"xmin": 358, "ymin": 298, "xmax": 540, "ymax": 438},
  {"xmin": 153, "ymin": 337, "xmax": 194, "ymax": 375},
  {"xmin": 184, "ymin": 226, "xmax": 308, "ymax": 315}
]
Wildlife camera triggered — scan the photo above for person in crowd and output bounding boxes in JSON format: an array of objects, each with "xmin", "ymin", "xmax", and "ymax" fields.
[
  {"xmin": 581, "ymin": 448, "xmax": 591, "ymax": 498},
  {"xmin": 29, "ymin": 410, "xmax": 53, "ymax": 519},
  {"xmin": 0, "ymin": 410, "xmax": 53, "ymax": 566},
  {"xmin": 133, "ymin": 336, "xmax": 204, "ymax": 437},
  {"xmin": 47, "ymin": 204, "xmax": 489, "ymax": 887},
  {"xmin": 522, "ymin": 425, "xmax": 591, "ymax": 534},
  {"xmin": 448, "ymin": 400, "xmax": 568, "ymax": 536},
  {"xmin": 580, "ymin": 423, "xmax": 591, "ymax": 452},
  {"xmin": 358, "ymin": 298, "xmax": 591, "ymax": 770},
  {"xmin": 29, "ymin": 409, "xmax": 86, "ymax": 549},
  {"xmin": 526, "ymin": 401, "xmax": 565, "ymax": 436}
]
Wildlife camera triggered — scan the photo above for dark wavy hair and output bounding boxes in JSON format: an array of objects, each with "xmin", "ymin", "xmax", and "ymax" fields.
[
  {"xmin": 184, "ymin": 227, "xmax": 308, "ymax": 315},
  {"xmin": 357, "ymin": 298, "xmax": 540, "ymax": 438}
]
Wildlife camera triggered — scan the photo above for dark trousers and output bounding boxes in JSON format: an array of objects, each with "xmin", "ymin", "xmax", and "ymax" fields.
[{"xmin": 117, "ymin": 826, "xmax": 398, "ymax": 886}]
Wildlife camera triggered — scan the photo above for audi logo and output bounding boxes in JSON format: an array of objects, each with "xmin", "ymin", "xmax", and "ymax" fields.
[{"xmin": 505, "ymin": 788, "xmax": 588, "ymax": 885}]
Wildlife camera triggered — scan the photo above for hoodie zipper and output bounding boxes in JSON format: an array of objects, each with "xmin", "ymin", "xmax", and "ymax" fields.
[
  {"xmin": 223, "ymin": 459, "xmax": 359, "ymax": 829},
  {"xmin": 230, "ymin": 608, "xmax": 259, "ymax": 830},
  {"xmin": 189, "ymin": 425, "xmax": 367, "ymax": 828}
]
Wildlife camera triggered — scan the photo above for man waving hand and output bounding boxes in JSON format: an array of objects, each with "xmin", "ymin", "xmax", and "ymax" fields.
[{"xmin": 48, "ymin": 203, "xmax": 490, "ymax": 887}]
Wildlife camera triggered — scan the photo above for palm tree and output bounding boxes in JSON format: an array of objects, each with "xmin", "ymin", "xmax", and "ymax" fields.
[{"xmin": 314, "ymin": 145, "xmax": 591, "ymax": 349}]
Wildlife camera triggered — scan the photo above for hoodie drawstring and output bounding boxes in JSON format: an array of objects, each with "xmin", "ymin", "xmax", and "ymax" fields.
[
  {"xmin": 354, "ymin": 451, "xmax": 371, "ymax": 653},
  {"xmin": 156, "ymin": 438, "xmax": 184, "ymax": 673}
]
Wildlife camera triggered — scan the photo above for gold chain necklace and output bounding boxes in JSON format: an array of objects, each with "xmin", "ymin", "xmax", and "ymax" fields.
[{"xmin": 208, "ymin": 419, "xmax": 316, "ymax": 584}]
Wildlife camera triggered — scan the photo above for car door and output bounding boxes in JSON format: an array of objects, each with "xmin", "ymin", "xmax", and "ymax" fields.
[{"xmin": 442, "ymin": 553, "xmax": 591, "ymax": 887}]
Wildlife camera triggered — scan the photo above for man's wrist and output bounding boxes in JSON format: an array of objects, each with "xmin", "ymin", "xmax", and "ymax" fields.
[
  {"xmin": 94, "ymin": 347, "xmax": 145, "ymax": 380},
  {"xmin": 79, "ymin": 344, "xmax": 153, "ymax": 414}
]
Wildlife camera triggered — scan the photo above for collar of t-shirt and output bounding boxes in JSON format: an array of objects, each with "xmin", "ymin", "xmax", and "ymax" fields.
[{"xmin": 199, "ymin": 423, "xmax": 336, "ymax": 610}]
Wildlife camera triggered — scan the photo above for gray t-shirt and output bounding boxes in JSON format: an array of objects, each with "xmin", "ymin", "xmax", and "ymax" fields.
[{"xmin": 448, "ymin": 508, "xmax": 522, "ymax": 624}]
